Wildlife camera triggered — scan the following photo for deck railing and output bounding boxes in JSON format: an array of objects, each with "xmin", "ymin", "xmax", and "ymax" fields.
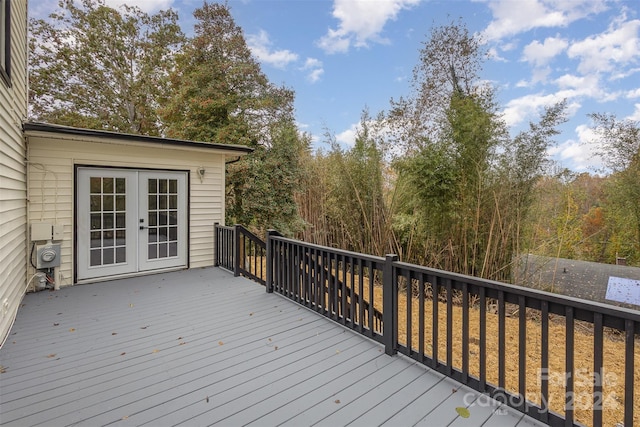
[
  {"xmin": 214, "ymin": 223, "xmax": 266, "ymax": 285},
  {"xmin": 216, "ymin": 226, "xmax": 640, "ymax": 427}
]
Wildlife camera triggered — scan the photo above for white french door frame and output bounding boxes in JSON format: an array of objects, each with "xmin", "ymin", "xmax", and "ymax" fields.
[{"xmin": 76, "ymin": 167, "xmax": 188, "ymax": 282}]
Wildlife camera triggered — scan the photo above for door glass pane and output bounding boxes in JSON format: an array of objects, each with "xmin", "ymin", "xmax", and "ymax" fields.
[
  {"xmin": 147, "ymin": 177, "xmax": 179, "ymax": 260},
  {"xmin": 90, "ymin": 249, "xmax": 101, "ymax": 266},
  {"xmin": 90, "ymin": 195, "xmax": 101, "ymax": 212},
  {"xmin": 88, "ymin": 175, "xmax": 126, "ymax": 267}
]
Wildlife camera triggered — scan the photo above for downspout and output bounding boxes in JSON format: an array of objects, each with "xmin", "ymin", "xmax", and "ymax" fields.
[{"xmin": 225, "ymin": 156, "xmax": 242, "ymax": 165}]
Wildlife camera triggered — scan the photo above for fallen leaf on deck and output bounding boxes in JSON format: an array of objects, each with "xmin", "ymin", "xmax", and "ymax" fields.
[
  {"xmin": 53, "ymin": 323, "xmax": 59, "ymax": 326},
  {"xmin": 140, "ymin": 326, "xmax": 148, "ymax": 329},
  {"xmin": 218, "ymin": 341, "xmax": 224, "ymax": 346},
  {"xmin": 69, "ymin": 328, "xmax": 76, "ymax": 332},
  {"xmin": 122, "ymin": 415, "xmax": 129, "ymax": 420},
  {"xmin": 274, "ymin": 346, "xmax": 278, "ymax": 350},
  {"xmin": 206, "ymin": 396, "xmax": 209, "ymax": 403},
  {"xmin": 120, "ymin": 352, "xmax": 126, "ymax": 356},
  {"xmin": 129, "ymin": 304, "xmax": 134, "ymax": 308},
  {"xmin": 179, "ymin": 342, "xmax": 187, "ymax": 346},
  {"xmin": 249, "ymin": 312, "xmax": 253, "ymax": 316},
  {"xmin": 335, "ymin": 399, "xmax": 340, "ymax": 404},
  {"xmin": 177, "ymin": 337, "xmax": 183, "ymax": 340},
  {"xmin": 451, "ymin": 388, "xmax": 457, "ymax": 393},
  {"xmin": 152, "ymin": 349, "xmax": 159, "ymax": 353},
  {"xmin": 0, "ymin": 366, "xmax": 6, "ymax": 373},
  {"xmin": 46, "ymin": 354, "xmax": 56, "ymax": 358},
  {"xmin": 455, "ymin": 407, "xmax": 470, "ymax": 418}
]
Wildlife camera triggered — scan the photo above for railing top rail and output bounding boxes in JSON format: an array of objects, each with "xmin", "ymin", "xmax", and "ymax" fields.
[
  {"xmin": 235, "ymin": 224, "xmax": 266, "ymax": 248},
  {"xmin": 215, "ymin": 224, "xmax": 234, "ymax": 231},
  {"xmin": 269, "ymin": 235, "xmax": 386, "ymax": 265},
  {"xmin": 394, "ymin": 259, "xmax": 640, "ymax": 322}
]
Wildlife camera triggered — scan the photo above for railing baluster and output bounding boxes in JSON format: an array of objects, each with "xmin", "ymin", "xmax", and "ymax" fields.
[
  {"xmin": 368, "ymin": 260, "xmax": 374, "ymax": 337},
  {"xmin": 446, "ymin": 278, "xmax": 453, "ymax": 376},
  {"xmin": 479, "ymin": 286, "xmax": 486, "ymax": 391},
  {"xmin": 462, "ymin": 282, "xmax": 469, "ymax": 384},
  {"xmin": 358, "ymin": 258, "xmax": 364, "ymax": 333},
  {"xmin": 498, "ymin": 290, "xmax": 505, "ymax": 390},
  {"xmin": 349, "ymin": 256, "xmax": 356, "ymax": 327},
  {"xmin": 519, "ymin": 295, "xmax": 526, "ymax": 413},
  {"xmin": 419, "ymin": 273, "xmax": 425, "ymax": 364},
  {"xmin": 624, "ymin": 319, "xmax": 635, "ymax": 427},
  {"xmin": 541, "ymin": 300, "xmax": 549, "ymax": 424},
  {"xmin": 565, "ymin": 306, "xmax": 574, "ymax": 427},
  {"xmin": 593, "ymin": 312, "xmax": 603, "ymax": 427},
  {"xmin": 432, "ymin": 275, "xmax": 439, "ymax": 370},
  {"xmin": 341, "ymin": 255, "xmax": 348, "ymax": 325},
  {"xmin": 405, "ymin": 269, "xmax": 412, "ymax": 353}
]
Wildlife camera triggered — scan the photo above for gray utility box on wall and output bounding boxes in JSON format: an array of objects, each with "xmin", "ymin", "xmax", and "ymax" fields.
[{"xmin": 36, "ymin": 243, "xmax": 61, "ymax": 269}]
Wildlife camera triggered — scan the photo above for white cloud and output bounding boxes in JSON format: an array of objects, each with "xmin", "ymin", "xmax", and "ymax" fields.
[
  {"xmin": 300, "ymin": 58, "xmax": 325, "ymax": 83},
  {"xmin": 628, "ymin": 104, "xmax": 640, "ymax": 121},
  {"xmin": 627, "ymin": 88, "xmax": 640, "ymax": 99},
  {"xmin": 307, "ymin": 68, "xmax": 325, "ymax": 83},
  {"xmin": 522, "ymin": 36, "xmax": 568, "ymax": 67},
  {"xmin": 567, "ymin": 18, "xmax": 640, "ymax": 75},
  {"xmin": 246, "ymin": 30, "xmax": 299, "ymax": 69},
  {"xmin": 548, "ymin": 124, "xmax": 604, "ymax": 172},
  {"xmin": 502, "ymin": 91, "xmax": 581, "ymax": 127},
  {"xmin": 336, "ymin": 123, "xmax": 359, "ymax": 146},
  {"xmin": 317, "ymin": 0, "xmax": 421, "ymax": 54},
  {"xmin": 105, "ymin": 0, "xmax": 174, "ymax": 13},
  {"xmin": 488, "ymin": 47, "xmax": 508, "ymax": 62},
  {"xmin": 481, "ymin": 0, "xmax": 608, "ymax": 41}
]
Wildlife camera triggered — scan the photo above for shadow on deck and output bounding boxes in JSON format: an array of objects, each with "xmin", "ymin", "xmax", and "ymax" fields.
[{"xmin": 0, "ymin": 267, "xmax": 544, "ymax": 426}]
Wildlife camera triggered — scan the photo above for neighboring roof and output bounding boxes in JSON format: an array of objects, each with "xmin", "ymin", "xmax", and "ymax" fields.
[
  {"xmin": 23, "ymin": 121, "xmax": 254, "ymax": 155},
  {"xmin": 516, "ymin": 254, "xmax": 640, "ymax": 309}
]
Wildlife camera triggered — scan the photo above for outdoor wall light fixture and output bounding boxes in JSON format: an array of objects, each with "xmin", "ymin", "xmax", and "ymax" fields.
[{"xmin": 197, "ymin": 167, "xmax": 206, "ymax": 183}]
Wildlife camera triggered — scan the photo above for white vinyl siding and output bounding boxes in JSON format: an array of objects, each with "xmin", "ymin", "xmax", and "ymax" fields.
[
  {"xmin": 0, "ymin": 0, "xmax": 27, "ymax": 345},
  {"xmin": 26, "ymin": 133, "xmax": 229, "ymax": 285}
]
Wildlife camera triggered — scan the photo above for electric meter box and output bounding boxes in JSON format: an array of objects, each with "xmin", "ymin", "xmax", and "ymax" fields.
[{"xmin": 36, "ymin": 243, "xmax": 61, "ymax": 269}]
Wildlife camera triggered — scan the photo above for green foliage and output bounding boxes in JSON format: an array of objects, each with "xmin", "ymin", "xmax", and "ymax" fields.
[
  {"xmin": 161, "ymin": 2, "xmax": 294, "ymax": 146},
  {"xmin": 226, "ymin": 121, "xmax": 309, "ymax": 236},
  {"xmin": 296, "ymin": 110, "xmax": 393, "ymax": 256},
  {"xmin": 160, "ymin": 2, "xmax": 301, "ymax": 235},
  {"xmin": 589, "ymin": 113, "xmax": 640, "ymax": 257},
  {"xmin": 29, "ymin": 0, "xmax": 184, "ymax": 135}
]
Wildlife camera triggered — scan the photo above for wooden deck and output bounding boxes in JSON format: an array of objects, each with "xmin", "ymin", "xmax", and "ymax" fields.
[{"xmin": 0, "ymin": 267, "xmax": 547, "ymax": 426}]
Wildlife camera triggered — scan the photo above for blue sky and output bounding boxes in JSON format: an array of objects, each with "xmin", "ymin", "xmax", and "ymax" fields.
[{"xmin": 30, "ymin": 0, "xmax": 640, "ymax": 173}]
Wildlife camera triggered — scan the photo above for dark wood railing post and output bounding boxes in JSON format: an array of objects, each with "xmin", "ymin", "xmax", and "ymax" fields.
[
  {"xmin": 266, "ymin": 230, "xmax": 277, "ymax": 293},
  {"xmin": 233, "ymin": 224, "xmax": 240, "ymax": 277},
  {"xmin": 383, "ymin": 254, "xmax": 398, "ymax": 356},
  {"xmin": 213, "ymin": 223, "xmax": 219, "ymax": 267}
]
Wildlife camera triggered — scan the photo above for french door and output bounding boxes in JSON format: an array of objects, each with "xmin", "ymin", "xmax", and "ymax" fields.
[{"xmin": 77, "ymin": 168, "xmax": 187, "ymax": 281}]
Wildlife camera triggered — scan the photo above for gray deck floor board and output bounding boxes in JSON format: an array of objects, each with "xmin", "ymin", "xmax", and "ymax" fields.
[{"xmin": 0, "ymin": 267, "xmax": 548, "ymax": 427}]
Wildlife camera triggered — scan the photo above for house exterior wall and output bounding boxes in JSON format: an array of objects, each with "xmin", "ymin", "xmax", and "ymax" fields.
[
  {"xmin": 26, "ymin": 132, "xmax": 230, "ymax": 286},
  {"xmin": 0, "ymin": 0, "xmax": 28, "ymax": 345}
]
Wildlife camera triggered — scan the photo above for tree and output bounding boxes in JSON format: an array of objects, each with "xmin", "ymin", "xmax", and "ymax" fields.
[
  {"xmin": 589, "ymin": 113, "xmax": 640, "ymax": 261},
  {"xmin": 388, "ymin": 18, "xmax": 489, "ymax": 151},
  {"xmin": 161, "ymin": 2, "xmax": 301, "ymax": 235},
  {"xmin": 29, "ymin": 0, "xmax": 184, "ymax": 135},
  {"xmin": 387, "ymin": 20, "xmax": 569, "ymax": 280},
  {"xmin": 161, "ymin": 2, "xmax": 294, "ymax": 146}
]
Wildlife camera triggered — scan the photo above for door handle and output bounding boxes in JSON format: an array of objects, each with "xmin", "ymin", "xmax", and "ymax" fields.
[{"xmin": 140, "ymin": 225, "xmax": 147, "ymax": 230}]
